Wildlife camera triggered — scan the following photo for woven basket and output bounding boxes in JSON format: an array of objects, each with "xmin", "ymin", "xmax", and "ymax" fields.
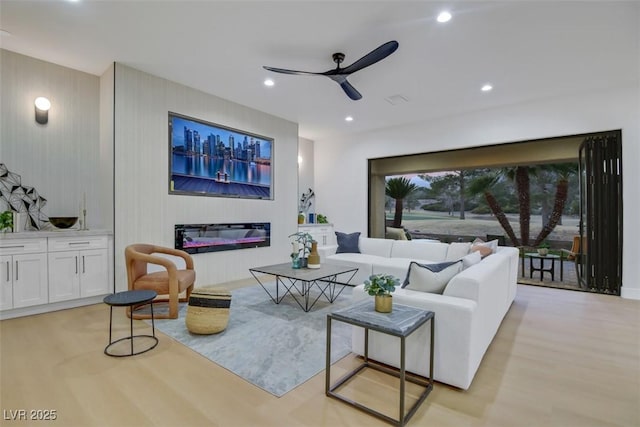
[{"xmin": 185, "ymin": 287, "xmax": 231, "ymax": 334}]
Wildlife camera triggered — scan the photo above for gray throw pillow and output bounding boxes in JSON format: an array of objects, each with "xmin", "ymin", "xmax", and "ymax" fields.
[
  {"xmin": 401, "ymin": 260, "xmax": 462, "ymax": 294},
  {"xmin": 335, "ymin": 231, "xmax": 361, "ymax": 254}
]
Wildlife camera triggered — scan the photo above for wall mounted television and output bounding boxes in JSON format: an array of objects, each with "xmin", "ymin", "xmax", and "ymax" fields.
[
  {"xmin": 175, "ymin": 222, "xmax": 271, "ymax": 254},
  {"xmin": 169, "ymin": 112, "xmax": 273, "ymax": 200}
]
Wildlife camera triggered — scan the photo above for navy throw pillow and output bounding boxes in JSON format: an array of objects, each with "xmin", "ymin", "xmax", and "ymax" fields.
[{"xmin": 335, "ymin": 232, "xmax": 361, "ymax": 254}]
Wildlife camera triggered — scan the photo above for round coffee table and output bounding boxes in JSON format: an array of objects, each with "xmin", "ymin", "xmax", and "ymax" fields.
[{"xmin": 104, "ymin": 290, "xmax": 158, "ymax": 357}]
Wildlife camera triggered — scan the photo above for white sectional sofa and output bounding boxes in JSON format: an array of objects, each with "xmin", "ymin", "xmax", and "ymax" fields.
[{"xmin": 319, "ymin": 236, "xmax": 519, "ymax": 390}]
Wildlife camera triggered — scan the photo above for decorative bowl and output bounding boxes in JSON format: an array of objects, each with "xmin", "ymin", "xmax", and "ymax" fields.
[{"xmin": 49, "ymin": 217, "xmax": 78, "ymax": 229}]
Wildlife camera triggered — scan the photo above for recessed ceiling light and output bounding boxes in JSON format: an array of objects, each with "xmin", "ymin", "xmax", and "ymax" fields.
[
  {"xmin": 345, "ymin": 116, "xmax": 354, "ymax": 122},
  {"xmin": 481, "ymin": 84, "xmax": 493, "ymax": 92},
  {"xmin": 437, "ymin": 11, "xmax": 452, "ymax": 23},
  {"xmin": 264, "ymin": 78, "xmax": 274, "ymax": 87}
]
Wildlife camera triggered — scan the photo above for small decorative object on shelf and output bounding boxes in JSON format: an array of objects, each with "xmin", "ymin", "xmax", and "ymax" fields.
[
  {"xmin": 537, "ymin": 241, "xmax": 550, "ymax": 256},
  {"xmin": 316, "ymin": 213, "xmax": 328, "ymax": 224},
  {"xmin": 298, "ymin": 188, "xmax": 315, "ymax": 223},
  {"xmin": 363, "ymin": 274, "xmax": 399, "ymax": 313},
  {"xmin": 307, "ymin": 241, "xmax": 321, "ymax": 269}
]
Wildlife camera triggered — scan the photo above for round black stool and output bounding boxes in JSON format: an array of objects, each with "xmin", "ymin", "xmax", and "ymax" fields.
[{"xmin": 104, "ymin": 290, "xmax": 159, "ymax": 357}]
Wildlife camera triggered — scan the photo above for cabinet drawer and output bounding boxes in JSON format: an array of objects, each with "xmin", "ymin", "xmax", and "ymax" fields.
[
  {"xmin": 48, "ymin": 236, "xmax": 108, "ymax": 252},
  {"xmin": 0, "ymin": 238, "xmax": 47, "ymax": 255}
]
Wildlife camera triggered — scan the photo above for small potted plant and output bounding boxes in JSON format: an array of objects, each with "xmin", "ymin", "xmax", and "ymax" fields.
[
  {"xmin": 363, "ymin": 273, "xmax": 399, "ymax": 313},
  {"xmin": 537, "ymin": 241, "xmax": 550, "ymax": 256},
  {"xmin": 0, "ymin": 211, "xmax": 13, "ymax": 233}
]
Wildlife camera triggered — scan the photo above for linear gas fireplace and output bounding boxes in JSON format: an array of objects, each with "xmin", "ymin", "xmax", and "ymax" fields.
[{"xmin": 175, "ymin": 222, "xmax": 270, "ymax": 254}]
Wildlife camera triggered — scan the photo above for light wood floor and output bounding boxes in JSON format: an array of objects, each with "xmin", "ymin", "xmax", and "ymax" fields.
[{"xmin": 1, "ymin": 281, "xmax": 639, "ymax": 427}]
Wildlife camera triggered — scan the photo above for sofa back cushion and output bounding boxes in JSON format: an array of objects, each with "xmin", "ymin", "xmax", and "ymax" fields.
[
  {"xmin": 445, "ymin": 242, "xmax": 471, "ymax": 261},
  {"xmin": 390, "ymin": 240, "xmax": 449, "ymax": 262},
  {"xmin": 359, "ymin": 237, "xmax": 394, "ymax": 257},
  {"xmin": 401, "ymin": 260, "xmax": 462, "ymax": 294}
]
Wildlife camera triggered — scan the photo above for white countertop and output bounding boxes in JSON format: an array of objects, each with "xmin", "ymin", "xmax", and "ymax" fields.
[{"xmin": 0, "ymin": 229, "xmax": 112, "ymax": 240}]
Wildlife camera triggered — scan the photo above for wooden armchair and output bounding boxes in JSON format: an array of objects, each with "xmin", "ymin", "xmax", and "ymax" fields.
[
  {"xmin": 561, "ymin": 236, "xmax": 586, "ymax": 287},
  {"xmin": 125, "ymin": 244, "xmax": 196, "ymax": 319}
]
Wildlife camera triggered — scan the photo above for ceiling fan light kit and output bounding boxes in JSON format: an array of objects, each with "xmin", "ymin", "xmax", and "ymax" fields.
[{"xmin": 263, "ymin": 40, "xmax": 399, "ymax": 101}]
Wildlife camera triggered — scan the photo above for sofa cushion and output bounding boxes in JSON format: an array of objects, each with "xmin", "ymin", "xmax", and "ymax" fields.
[
  {"xmin": 335, "ymin": 232, "xmax": 361, "ymax": 254},
  {"xmin": 371, "ymin": 257, "xmax": 417, "ymax": 280},
  {"xmin": 390, "ymin": 240, "xmax": 449, "ymax": 261},
  {"xmin": 359, "ymin": 237, "xmax": 394, "ymax": 257},
  {"xmin": 461, "ymin": 251, "xmax": 482, "ymax": 269},
  {"xmin": 401, "ymin": 260, "xmax": 462, "ymax": 294},
  {"xmin": 471, "ymin": 238, "xmax": 498, "ymax": 257},
  {"xmin": 445, "ymin": 242, "xmax": 471, "ymax": 261},
  {"xmin": 385, "ymin": 227, "xmax": 408, "ymax": 240}
]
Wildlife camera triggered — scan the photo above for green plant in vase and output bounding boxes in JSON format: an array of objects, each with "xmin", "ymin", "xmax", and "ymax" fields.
[
  {"xmin": 364, "ymin": 274, "xmax": 399, "ymax": 313},
  {"xmin": 0, "ymin": 211, "xmax": 13, "ymax": 232},
  {"xmin": 289, "ymin": 232, "xmax": 314, "ymax": 268}
]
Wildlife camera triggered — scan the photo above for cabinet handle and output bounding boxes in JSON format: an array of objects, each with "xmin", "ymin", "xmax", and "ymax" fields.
[
  {"xmin": 69, "ymin": 242, "xmax": 91, "ymax": 246},
  {"xmin": 75, "ymin": 256, "xmax": 78, "ymax": 274},
  {"xmin": 15, "ymin": 261, "xmax": 18, "ymax": 281},
  {"xmin": 5, "ymin": 261, "xmax": 9, "ymax": 282},
  {"xmin": 82, "ymin": 256, "xmax": 85, "ymax": 274},
  {"xmin": 2, "ymin": 245, "xmax": 25, "ymax": 249}
]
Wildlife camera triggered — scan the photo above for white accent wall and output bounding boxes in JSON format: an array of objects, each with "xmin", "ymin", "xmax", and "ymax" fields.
[
  {"xmin": 112, "ymin": 64, "xmax": 299, "ymax": 290},
  {"xmin": 0, "ymin": 49, "xmax": 110, "ymax": 229},
  {"xmin": 314, "ymin": 86, "xmax": 640, "ymax": 299}
]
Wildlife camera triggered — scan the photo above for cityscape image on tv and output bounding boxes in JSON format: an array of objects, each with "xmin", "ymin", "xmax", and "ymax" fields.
[{"xmin": 169, "ymin": 113, "xmax": 272, "ymax": 199}]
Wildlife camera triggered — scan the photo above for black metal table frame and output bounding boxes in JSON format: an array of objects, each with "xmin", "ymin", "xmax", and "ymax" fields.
[
  {"xmin": 325, "ymin": 310, "xmax": 434, "ymax": 426},
  {"xmin": 526, "ymin": 253, "xmax": 563, "ymax": 281},
  {"xmin": 249, "ymin": 267, "xmax": 357, "ymax": 312},
  {"xmin": 104, "ymin": 291, "xmax": 159, "ymax": 357}
]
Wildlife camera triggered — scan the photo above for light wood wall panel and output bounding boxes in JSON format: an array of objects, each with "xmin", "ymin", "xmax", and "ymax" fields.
[{"xmin": 113, "ymin": 64, "xmax": 299, "ymax": 289}]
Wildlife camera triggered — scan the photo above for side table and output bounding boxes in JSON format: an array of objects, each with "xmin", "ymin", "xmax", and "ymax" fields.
[
  {"xmin": 525, "ymin": 252, "xmax": 563, "ymax": 281},
  {"xmin": 326, "ymin": 301, "xmax": 434, "ymax": 426},
  {"xmin": 103, "ymin": 290, "xmax": 159, "ymax": 357}
]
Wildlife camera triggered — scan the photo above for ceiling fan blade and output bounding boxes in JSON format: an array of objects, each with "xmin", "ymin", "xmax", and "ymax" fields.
[
  {"xmin": 262, "ymin": 66, "xmax": 321, "ymax": 76},
  {"xmin": 341, "ymin": 40, "xmax": 399, "ymax": 74},
  {"xmin": 339, "ymin": 79, "xmax": 362, "ymax": 101}
]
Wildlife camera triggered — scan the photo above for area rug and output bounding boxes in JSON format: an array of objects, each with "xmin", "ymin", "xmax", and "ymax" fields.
[{"xmin": 150, "ymin": 283, "xmax": 354, "ymax": 397}]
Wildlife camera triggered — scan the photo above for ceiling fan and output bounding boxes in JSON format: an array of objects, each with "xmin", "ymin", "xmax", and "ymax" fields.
[{"xmin": 263, "ymin": 40, "xmax": 399, "ymax": 101}]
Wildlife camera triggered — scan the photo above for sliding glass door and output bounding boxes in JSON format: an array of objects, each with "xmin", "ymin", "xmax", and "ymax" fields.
[{"xmin": 578, "ymin": 130, "xmax": 623, "ymax": 294}]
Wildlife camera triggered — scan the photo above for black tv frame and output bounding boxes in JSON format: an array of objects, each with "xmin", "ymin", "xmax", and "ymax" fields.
[{"xmin": 168, "ymin": 112, "xmax": 274, "ymax": 200}]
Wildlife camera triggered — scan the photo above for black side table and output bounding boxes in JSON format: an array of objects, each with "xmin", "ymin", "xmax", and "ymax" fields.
[
  {"xmin": 104, "ymin": 290, "xmax": 158, "ymax": 357},
  {"xmin": 326, "ymin": 301, "xmax": 434, "ymax": 427}
]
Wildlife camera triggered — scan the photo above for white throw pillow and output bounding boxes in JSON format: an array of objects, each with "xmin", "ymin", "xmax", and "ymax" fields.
[
  {"xmin": 445, "ymin": 242, "xmax": 471, "ymax": 261},
  {"xmin": 461, "ymin": 251, "xmax": 482, "ymax": 269},
  {"xmin": 470, "ymin": 238, "xmax": 499, "ymax": 257},
  {"xmin": 385, "ymin": 227, "xmax": 408, "ymax": 240},
  {"xmin": 401, "ymin": 261, "xmax": 462, "ymax": 294}
]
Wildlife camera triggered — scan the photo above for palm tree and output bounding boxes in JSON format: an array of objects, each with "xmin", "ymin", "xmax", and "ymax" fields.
[
  {"xmin": 505, "ymin": 166, "xmax": 534, "ymax": 246},
  {"xmin": 467, "ymin": 174, "xmax": 521, "ymax": 246},
  {"xmin": 532, "ymin": 163, "xmax": 577, "ymax": 246},
  {"xmin": 385, "ymin": 177, "xmax": 417, "ymax": 228}
]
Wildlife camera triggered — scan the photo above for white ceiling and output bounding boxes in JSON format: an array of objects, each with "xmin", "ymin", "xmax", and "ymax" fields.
[{"xmin": 1, "ymin": 1, "xmax": 638, "ymax": 141}]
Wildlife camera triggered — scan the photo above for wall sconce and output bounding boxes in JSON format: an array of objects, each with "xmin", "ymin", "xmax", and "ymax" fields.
[{"xmin": 34, "ymin": 97, "xmax": 51, "ymax": 124}]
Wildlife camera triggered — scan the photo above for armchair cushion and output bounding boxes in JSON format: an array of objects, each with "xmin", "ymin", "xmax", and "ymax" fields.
[{"xmin": 134, "ymin": 269, "xmax": 196, "ymax": 294}]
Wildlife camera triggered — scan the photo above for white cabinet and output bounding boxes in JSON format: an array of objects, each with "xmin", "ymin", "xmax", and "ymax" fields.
[
  {"xmin": 48, "ymin": 236, "xmax": 109, "ymax": 303},
  {"xmin": 298, "ymin": 224, "xmax": 335, "ymax": 247},
  {"xmin": 0, "ymin": 239, "xmax": 48, "ymax": 310}
]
